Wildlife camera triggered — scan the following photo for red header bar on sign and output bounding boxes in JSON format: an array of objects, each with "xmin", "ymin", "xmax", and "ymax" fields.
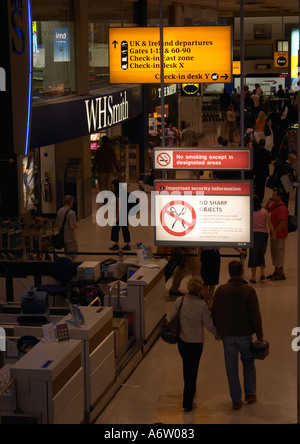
[
  {"xmin": 155, "ymin": 181, "xmax": 251, "ymax": 196},
  {"xmin": 153, "ymin": 148, "xmax": 252, "ymax": 170}
]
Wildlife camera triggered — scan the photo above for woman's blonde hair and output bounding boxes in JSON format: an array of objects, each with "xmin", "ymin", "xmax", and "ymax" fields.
[{"xmin": 187, "ymin": 278, "xmax": 203, "ymax": 297}]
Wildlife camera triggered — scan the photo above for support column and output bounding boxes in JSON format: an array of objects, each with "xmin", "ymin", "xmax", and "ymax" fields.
[
  {"xmin": 297, "ymin": 0, "xmax": 300, "ymax": 425},
  {"xmin": 0, "ymin": 0, "xmax": 20, "ymax": 217},
  {"xmin": 136, "ymin": 0, "xmax": 148, "ymax": 175},
  {"xmin": 240, "ymin": 0, "xmax": 245, "ymax": 182},
  {"xmin": 74, "ymin": 0, "xmax": 89, "ymax": 96}
]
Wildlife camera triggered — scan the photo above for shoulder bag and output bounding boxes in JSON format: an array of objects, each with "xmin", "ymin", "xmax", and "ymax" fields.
[
  {"xmin": 280, "ymin": 174, "xmax": 294, "ymax": 194},
  {"xmin": 271, "ymin": 202, "xmax": 297, "ymax": 234},
  {"xmin": 161, "ymin": 298, "xmax": 184, "ymax": 345},
  {"xmin": 52, "ymin": 209, "xmax": 71, "ymax": 250},
  {"xmin": 266, "ymin": 173, "xmax": 278, "ymax": 190}
]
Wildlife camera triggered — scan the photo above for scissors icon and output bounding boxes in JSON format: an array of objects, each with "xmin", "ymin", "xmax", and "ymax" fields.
[{"xmin": 170, "ymin": 206, "xmax": 187, "ymax": 229}]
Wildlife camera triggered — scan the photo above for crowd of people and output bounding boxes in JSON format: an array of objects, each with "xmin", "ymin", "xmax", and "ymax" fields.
[
  {"xmin": 165, "ymin": 84, "xmax": 298, "ymax": 415},
  {"xmin": 54, "ymin": 85, "xmax": 298, "ymax": 416},
  {"xmin": 220, "ymin": 84, "xmax": 298, "ymax": 153},
  {"xmin": 225, "ymin": 85, "xmax": 297, "ymax": 283}
]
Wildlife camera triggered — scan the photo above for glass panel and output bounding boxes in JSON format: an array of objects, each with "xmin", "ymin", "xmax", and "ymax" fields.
[
  {"xmin": 31, "ymin": 0, "xmax": 76, "ymax": 102},
  {"xmin": 88, "ymin": 0, "xmax": 138, "ymax": 90}
]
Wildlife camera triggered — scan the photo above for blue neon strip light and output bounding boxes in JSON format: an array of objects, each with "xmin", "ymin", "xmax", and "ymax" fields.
[{"xmin": 25, "ymin": 0, "xmax": 33, "ymax": 156}]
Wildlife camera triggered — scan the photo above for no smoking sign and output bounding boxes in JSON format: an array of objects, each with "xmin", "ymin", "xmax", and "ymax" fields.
[
  {"xmin": 160, "ymin": 200, "xmax": 196, "ymax": 237},
  {"xmin": 156, "ymin": 152, "xmax": 171, "ymax": 168}
]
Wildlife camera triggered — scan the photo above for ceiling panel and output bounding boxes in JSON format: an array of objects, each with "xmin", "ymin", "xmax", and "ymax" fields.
[{"xmin": 146, "ymin": 0, "xmax": 300, "ymax": 16}]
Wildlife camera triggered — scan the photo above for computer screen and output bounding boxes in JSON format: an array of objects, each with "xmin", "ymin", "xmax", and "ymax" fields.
[{"xmin": 127, "ymin": 267, "xmax": 139, "ymax": 280}]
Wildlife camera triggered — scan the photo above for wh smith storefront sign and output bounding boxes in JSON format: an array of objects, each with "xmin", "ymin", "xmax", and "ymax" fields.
[
  {"xmin": 30, "ymin": 85, "xmax": 142, "ymax": 148},
  {"xmin": 85, "ymin": 90, "xmax": 129, "ymax": 133}
]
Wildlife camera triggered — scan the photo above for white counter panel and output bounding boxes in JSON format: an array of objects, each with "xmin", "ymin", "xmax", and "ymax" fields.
[
  {"xmin": 90, "ymin": 350, "xmax": 115, "ymax": 406},
  {"xmin": 90, "ymin": 332, "xmax": 114, "ymax": 375}
]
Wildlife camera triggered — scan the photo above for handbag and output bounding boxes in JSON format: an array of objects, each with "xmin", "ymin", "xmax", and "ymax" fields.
[
  {"xmin": 161, "ymin": 298, "xmax": 184, "ymax": 345},
  {"xmin": 266, "ymin": 174, "xmax": 277, "ymax": 189},
  {"xmin": 280, "ymin": 174, "xmax": 294, "ymax": 194},
  {"xmin": 251, "ymin": 340, "xmax": 270, "ymax": 360},
  {"xmin": 52, "ymin": 209, "xmax": 71, "ymax": 250}
]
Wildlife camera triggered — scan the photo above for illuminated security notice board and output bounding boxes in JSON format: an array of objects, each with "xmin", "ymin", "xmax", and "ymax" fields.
[
  {"xmin": 154, "ymin": 181, "xmax": 253, "ymax": 248},
  {"xmin": 109, "ymin": 27, "xmax": 232, "ymax": 84}
]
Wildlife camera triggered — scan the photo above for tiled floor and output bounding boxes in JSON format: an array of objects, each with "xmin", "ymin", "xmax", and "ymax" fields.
[
  {"xmin": 76, "ymin": 127, "xmax": 298, "ymax": 425},
  {"xmin": 93, "ymin": 234, "xmax": 297, "ymax": 424}
]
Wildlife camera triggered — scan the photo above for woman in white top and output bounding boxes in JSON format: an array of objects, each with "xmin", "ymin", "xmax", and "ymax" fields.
[{"xmin": 169, "ymin": 278, "xmax": 217, "ymax": 412}]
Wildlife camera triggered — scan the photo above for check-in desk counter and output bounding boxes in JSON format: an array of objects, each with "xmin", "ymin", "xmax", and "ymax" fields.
[
  {"xmin": 104, "ymin": 260, "xmax": 167, "ymax": 343},
  {"xmin": 10, "ymin": 340, "xmax": 84, "ymax": 424},
  {"xmin": 59, "ymin": 307, "xmax": 114, "ymax": 423},
  {"xmin": 128, "ymin": 260, "xmax": 167, "ymax": 342}
]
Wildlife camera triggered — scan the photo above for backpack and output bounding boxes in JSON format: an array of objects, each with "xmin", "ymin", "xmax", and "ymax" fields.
[{"xmin": 244, "ymin": 130, "xmax": 254, "ymax": 147}]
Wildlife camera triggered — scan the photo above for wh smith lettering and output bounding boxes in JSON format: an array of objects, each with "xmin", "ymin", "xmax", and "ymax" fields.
[{"xmin": 85, "ymin": 91, "xmax": 129, "ymax": 133}]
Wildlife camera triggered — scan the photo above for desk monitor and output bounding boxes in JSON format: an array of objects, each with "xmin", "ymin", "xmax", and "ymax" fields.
[{"xmin": 127, "ymin": 266, "xmax": 139, "ymax": 281}]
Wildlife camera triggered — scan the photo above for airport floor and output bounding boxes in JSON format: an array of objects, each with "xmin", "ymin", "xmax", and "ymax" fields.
[
  {"xmin": 74, "ymin": 124, "xmax": 298, "ymax": 425},
  {"xmin": 76, "ymin": 183, "xmax": 298, "ymax": 425}
]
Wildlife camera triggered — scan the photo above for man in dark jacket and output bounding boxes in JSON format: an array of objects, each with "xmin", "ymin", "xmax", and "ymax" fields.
[
  {"xmin": 93, "ymin": 136, "xmax": 120, "ymax": 191},
  {"xmin": 212, "ymin": 261, "xmax": 264, "ymax": 410}
]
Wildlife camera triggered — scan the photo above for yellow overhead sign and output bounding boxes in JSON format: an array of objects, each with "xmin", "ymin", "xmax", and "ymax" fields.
[
  {"xmin": 109, "ymin": 26, "xmax": 232, "ymax": 84},
  {"xmin": 233, "ymin": 61, "xmax": 241, "ymax": 76},
  {"xmin": 274, "ymin": 51, "xmax": 289, "ymax": 68}
]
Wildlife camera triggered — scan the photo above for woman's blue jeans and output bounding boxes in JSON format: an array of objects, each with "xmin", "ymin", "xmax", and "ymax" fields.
[{"xmin": 222, "ymin": 336, "xmax": 256, "ymax": 404}]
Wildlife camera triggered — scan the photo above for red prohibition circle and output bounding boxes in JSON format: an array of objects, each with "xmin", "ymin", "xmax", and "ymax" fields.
[
  {"xmin": 160, "ymin": 200, "xmax": 197, "ymax": 237},
  {"xmin": 157, "ymin": 152, "xmax": 171, "ymax": 167}
]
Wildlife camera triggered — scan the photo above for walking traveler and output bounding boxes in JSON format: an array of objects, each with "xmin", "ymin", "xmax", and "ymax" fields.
[
  {"xmin": 244, "ymin": 106, "xmax": 256, "ymax": 131},
  {"xmin": 56, "ymin": 195, "xmax": 78, "ymax": 260},
  {"xmin": 256, "ymin": 110, "xmax": 267, "ymax": 141},
  {"xmin": 251, "ymin": 89, "xmax": 260, "ymax": 116},
  {"xmin": 165, "ymin": 123, "xmax": 179, "ymax": 147},
  {"xmin": 212, "ymin": 261, "xmax": 264, "ymax": 410},
  {"xmin": 265, "ymin": 188, "xmax": 289, "ymax": 281},
  {"xmin": 248, "ymin": 196, "xmax": 276, "ymax": 283},
  {"xmin": 255, "ymin": 83, "xmax": 263, "ymax": 102},
  {"xmin": 200, "ymin": 247, "xmax": 221, "ymax": 308},
  {"xmin": 276, "ymin": 85, "xmax": 285, "ymax": 114},
  {"xmin": 169, "ymin": 247, "xmax": 201, "ymax": 297},
  {"xmin": 180, "ymin": 122, "xmax": 197, "ymax": 147},
  {"xmin": 93, "ymin": 136, "xmax": 120, "ymax": 191},
  {"xmin": 109, "ymin": 180, "xmax": 131, "ymax": 251},
  {"xmin": 169, "ymin": 278, "xmax": 217, "ymax": 412},
  {"xmin": 220, "ymin": 89, "xmax": 231, "ymax": 121},
  {"xmin": 273, "ymin": 153, "xmax": 297, "ymax": 208},
  {"xmin": 244, "ymin": 123, "xmax": 259, "ymax": 148}
]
